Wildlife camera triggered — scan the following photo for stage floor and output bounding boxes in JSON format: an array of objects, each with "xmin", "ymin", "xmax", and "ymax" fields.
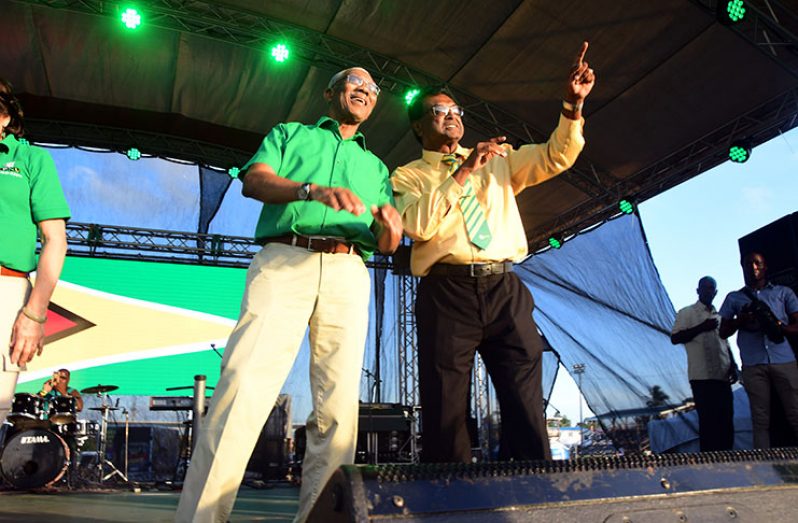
[{"xmin": 0, "ymin": 485, "xmax": 299, "ymax": 522}]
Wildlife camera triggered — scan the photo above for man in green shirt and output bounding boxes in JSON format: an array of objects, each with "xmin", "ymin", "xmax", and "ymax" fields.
[
  {"xmin": 0, "ymin": 79, "xmax": 70, "ymax": 428},
  {"xmin": 176, "ymin": 67, "xmax": 402, "ymax": 523}
]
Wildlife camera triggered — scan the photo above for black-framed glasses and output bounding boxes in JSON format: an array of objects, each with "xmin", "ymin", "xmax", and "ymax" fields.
[
  {"xmin": 431, "ymin": 104, "xmax": 464, "ymax": 118},
  {"xmin": 342, "ymin": 74, "xmax": 381, "ymax": 97}
]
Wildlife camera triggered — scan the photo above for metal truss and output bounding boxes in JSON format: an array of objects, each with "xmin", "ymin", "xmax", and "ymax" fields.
[
  {"xmin": 472, "ymin": 355, "xmax": 492, "ymax": 460},
  {"xmin": 692, "ymin": 0, "xmax": 798, "ymax": 80},
  {"xmin": 527, "ymin": 85, "xmax": 798, "ymax": 252},
  {"xmin": 396, "ymin": 274, "xmax": 419, "ymax": 411},
  {"xmin": 528, "ymin": 0, "xmax": 798, "ymax": 251},
  {"xmin": 26, "ymin": 119, "xmax": 252, "ymax": 169},
  {"xmin": 15, "ymin": 0, "xmax": 614, "ymax": 200},
  {"xmin": 64, "ymin": 222, "xmax": 393, "ymax": 269}
]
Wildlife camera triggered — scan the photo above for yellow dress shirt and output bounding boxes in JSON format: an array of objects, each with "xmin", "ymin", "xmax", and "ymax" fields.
[{"xmin": 392, "ymin": 114, "xmax": 585, "ymax": 276}]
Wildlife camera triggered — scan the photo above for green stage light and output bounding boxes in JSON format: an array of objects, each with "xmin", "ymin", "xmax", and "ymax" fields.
[
  {"xmin": 126, "ymin": 147, "xmax": 141, "ymax": 161},
  {"xmin": 121, "ymin": 8, "xmax": 142, "ymax": 29},
  {"xmin": 405, "ymin": 88, "xmax": 421, "ymax": 106},
  {"xmin": 548, "ymin": 236, "xmax": 562, "ymax": 249},
  {"xmin": 729, "ymin": 142, "xmax": 751, "ymax": 163},
  {"xmin": 619, "ymin": 198, "xmax": 635, "ymax": 215},
  {"xmin": 228, "ymin": 167, "xmax": 240, "ymax": 177},
  {"xmin": 726, "ymin": 0, "xmax": 746, "ymax": 23},
  {"xmin": 717, "ymin": 0, "xmax": 746, "ymax": 24},
  {"xmin": 271, "ymin": 43, "xmax": 290, "ymax": 63}
]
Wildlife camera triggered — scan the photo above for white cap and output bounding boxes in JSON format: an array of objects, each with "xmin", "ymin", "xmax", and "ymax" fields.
[{"xmin": 327, "ymin": 67, "xmax": 371, "ymax": 89}]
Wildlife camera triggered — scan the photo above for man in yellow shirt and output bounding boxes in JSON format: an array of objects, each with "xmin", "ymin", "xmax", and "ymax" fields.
[{"xmin": 392, "ymin": 42, "xmax": 595, "ymax": 463}]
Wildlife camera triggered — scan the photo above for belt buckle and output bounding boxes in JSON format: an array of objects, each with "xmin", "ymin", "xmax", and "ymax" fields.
[
  {"xmin": 307, "ymin": 236, "xmax": 338, "ymax": 254},
  {"xmin": 306, "ymin": 236, "xmax": 326, "ymax": 252},
  {"xmin": 470, "ymin": 264, "xmax": 488, "ymax": 277}
]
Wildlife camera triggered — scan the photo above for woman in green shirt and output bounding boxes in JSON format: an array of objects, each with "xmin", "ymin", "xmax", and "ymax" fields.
[{"xmin": 0, "ymin": 78, "xmax": 70, "ymax": 427}]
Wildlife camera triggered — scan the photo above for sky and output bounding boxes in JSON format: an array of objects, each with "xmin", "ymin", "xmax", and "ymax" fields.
[{"xmin": 547, "ymin": 126, "xmax": 798, "ymax": 425}]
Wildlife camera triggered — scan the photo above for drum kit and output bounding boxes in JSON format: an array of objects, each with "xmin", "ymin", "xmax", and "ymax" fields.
[{"xmin": 0, "ymin": 384, "xmax": 128, "ymax": 490}]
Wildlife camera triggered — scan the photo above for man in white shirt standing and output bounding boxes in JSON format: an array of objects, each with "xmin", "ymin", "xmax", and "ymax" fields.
[{"xmin": 671, "ymin": 276, "xmax": 739, "ymax": 451}]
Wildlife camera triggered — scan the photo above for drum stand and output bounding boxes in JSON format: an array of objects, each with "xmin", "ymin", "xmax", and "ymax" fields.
[{"xmin": 94, "ymin": 396, "xmax": 130, "ymax": 485}]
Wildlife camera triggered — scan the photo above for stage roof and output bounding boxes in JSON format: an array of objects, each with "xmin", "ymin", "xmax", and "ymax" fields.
[{"xmin": 3, "ymin": 0, "xmax": 798, "ymax": 249}]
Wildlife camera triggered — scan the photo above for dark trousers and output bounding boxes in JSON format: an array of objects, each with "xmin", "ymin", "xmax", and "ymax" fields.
[
  {"xmin": 742, "ymin": 362, "xmax": 798, "ymax": 449},
  {"xmin": 416, "ymin": 271, "xmax": 550, "ymax": 463},
  {"xmin": 689, "ymin": 379, "xmax": 734, "ymax": 451}
]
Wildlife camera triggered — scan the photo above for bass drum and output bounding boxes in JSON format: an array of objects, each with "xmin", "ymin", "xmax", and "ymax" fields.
[{"xmin": 0, "ymin": 428, "xmax": 69, "ymax": 489}]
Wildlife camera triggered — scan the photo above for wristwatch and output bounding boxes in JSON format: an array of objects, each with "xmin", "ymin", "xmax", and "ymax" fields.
[{"xmin": 297, "ymin": 183, "xmax": 312, "ymax": 201}]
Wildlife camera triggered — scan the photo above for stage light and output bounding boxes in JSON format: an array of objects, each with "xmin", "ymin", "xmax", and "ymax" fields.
[
  {"xmin": 717, "ymin": 0, "xmax": 746, "ymax": 24},
  {"xmin": 618, "ymin": 198, "xmax": 635, "ymax": 215},
  {"xmin": 228, "ymin": 167, "xmax": 240, "ymax": 177},
  {"xmin": 548, "ymin": 236, "xmax": 562, "ymax": 249},
  {"xmin": 726, "ymin": 0, "xmax": 746, "ymax": 22},
  {"xmin": 271, "ymin": 43, "xmax": 290, "ymax": 63},
  {"xmin": 121, "ymin": 8, "xmax": 142, "ymax": 29},
  {"xmin": 404, "ymin": 88, "xmax": 420, "ymax": 106},
  {"xmin": 729, "ymin": 141, "xmax": 752, "ymax": 163},
  {"xmin": 126, "ymin": 147, "xmax": 141, "ymax": 161}
]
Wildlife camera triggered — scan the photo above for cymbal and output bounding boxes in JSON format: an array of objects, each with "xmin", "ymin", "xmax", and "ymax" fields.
[
  {"xmin": 89, "ymin": 406, "xmax": 119, "ymax": 411},
  {"xmin": 165, "ymin": 385, "xmax": 215, "ymax": 391},
  {"xmin": 81, "ymin": 384, "xmax": 119, "ymax": 394}
]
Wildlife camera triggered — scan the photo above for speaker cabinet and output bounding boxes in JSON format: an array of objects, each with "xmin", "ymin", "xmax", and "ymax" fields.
[
  {"xmin": 245, "ymin": 394, "xmax": 292, "ymax": 480},
  {"xmin": 739, "ymin": 212, "xmax": 798, "ymax": 293},
  {"xmin": 108, "ymin": 425, "xmax": 181, "ymax": 482}
]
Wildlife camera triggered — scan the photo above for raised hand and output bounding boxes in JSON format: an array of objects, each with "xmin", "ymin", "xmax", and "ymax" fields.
[
  {"xmin": 309, "ymin": 185, "xmax": 366, "ymax": 216},
  {"xmin": 566, "ymin": 41, "xmax": 596, "ymax": 103},
  {"xmin": 457, "ymin": 136, "xmax": 508, "ymax": 178}
]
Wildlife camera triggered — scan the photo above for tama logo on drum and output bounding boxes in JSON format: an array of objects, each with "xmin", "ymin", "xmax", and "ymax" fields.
[{"xmin": 20, "ymin": 435, "xmax": 50, "ymax": 444}]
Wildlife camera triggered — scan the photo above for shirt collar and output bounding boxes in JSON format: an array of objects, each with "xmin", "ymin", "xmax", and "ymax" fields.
[
  {"xmin": 694, "ymin": 300, "xmax": 716, "ymax": 313},
  {"xmin": 315, "ymin": 116, "xmax": 367, "ymax": 149},
  {"xmin": 744, "ymin": 281, "xmax": 775, "ymax": 292},
  {"xmin": 421, "ymin": 144, "xmax": 472, "ymax": 170},
  {"xmin": 0, "ymin": 134, "xmax": 18, "ymax": 155}
]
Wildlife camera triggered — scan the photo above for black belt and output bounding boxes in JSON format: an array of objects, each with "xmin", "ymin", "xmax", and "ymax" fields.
[{"xmin": 427, "ymin": 262, "xmax": 514, "ymax": 278}]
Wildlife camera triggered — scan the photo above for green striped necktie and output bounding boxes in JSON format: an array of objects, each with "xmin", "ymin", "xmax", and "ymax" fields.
[{"xmin": 441, "ymin": 154, "xmax": 493, "ymax": 250}]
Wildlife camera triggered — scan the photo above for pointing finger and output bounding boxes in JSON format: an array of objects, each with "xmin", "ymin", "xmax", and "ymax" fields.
[{"xmin": 573, "ymin": 41, "xmax": 588, "ymax": 67}]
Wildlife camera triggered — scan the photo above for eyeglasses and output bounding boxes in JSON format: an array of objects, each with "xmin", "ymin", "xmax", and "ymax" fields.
[
  {"xmin": 341, "ymin": 74, "xmax": 381, "ymax": 97},
  {"xmin": 430, "ymin": 104, "xmax": 464, "ymax": 118}
]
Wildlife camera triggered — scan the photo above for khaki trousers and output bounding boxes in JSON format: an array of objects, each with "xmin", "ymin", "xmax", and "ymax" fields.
[
  {"xmin": 175, "ymin": 243, "xmax": 371, "ymax": 523},
  {"xmin": 1, "ymin": 275, "xmax": 31, "ymax": 426}
]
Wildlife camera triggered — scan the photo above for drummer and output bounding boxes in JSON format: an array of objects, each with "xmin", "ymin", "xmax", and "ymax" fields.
[{"xmin": 39, "ymin": 369, "xmax": 83, "ymax": 412}]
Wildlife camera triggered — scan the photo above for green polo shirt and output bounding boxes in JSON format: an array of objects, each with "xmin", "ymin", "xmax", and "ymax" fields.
[
  {"xmin": 242, "ymin": 117, "xmax": 393, "ymax": 261},
  {"xmin": 0, "ymin": 135, "xmax": 71, "ymax": 272}
]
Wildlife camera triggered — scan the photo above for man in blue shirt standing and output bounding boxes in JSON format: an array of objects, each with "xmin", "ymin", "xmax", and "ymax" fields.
[{"xmin": 719, "ymin": 251, "xmax": 798, "ymax": 448}]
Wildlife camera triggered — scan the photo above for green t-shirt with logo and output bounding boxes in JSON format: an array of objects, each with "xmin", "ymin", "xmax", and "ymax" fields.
[{"xmin": 0, "ymin": 134, "xmax": 71, "ymax": 272}]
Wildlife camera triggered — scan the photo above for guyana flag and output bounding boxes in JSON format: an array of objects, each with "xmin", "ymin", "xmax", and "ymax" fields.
[{"xmin": 17, "ymin": 256, "xmax": 245, "ymax": 396}]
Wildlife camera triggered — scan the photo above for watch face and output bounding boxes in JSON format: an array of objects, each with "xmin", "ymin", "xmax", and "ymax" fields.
[{"xmin": 297, "ymin": 183, "xmax": 310, "ymax": 201}]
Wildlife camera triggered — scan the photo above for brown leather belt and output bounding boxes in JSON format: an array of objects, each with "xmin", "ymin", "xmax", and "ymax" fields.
[
  {"xmin": 0, "ymin": 266, "xmax": 29, "ymax": 278},
  {"xmin": 427, "ymin": 261, "xmax": 514, "ymax": 278},
  {"xmin": 264, "ymin": 235, "xmax": 361, "ymax": 256}
]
